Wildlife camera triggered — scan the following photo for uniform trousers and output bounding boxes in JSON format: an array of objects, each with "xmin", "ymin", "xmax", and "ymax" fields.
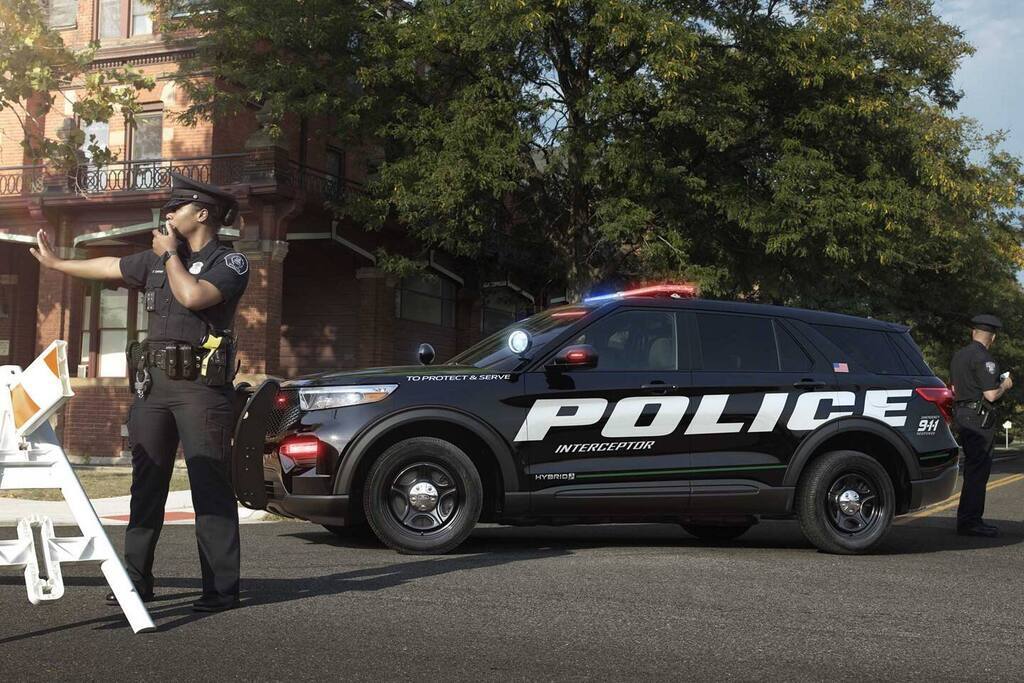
[
  {"xmin": 125, "ymin": 366, "xmax": 239, "ymax": 598},
  {"xmin": 954, "ymin": 410, "xmax": 995, "ymax": 527}
]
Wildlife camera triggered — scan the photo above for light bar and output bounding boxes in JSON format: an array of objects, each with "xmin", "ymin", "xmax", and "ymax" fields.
[{"xmin": 583, "ymin": 284, "xmax": 699, "ymax": 304}]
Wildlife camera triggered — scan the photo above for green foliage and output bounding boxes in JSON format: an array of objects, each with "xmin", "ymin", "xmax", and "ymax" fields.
[
  {"xmin": 0, "ymin": 0, "xmax": 152, "ymax": 170},
  {"xmin": 165, "ymin": 0, "xmax": 1024, "ymax": 398}
]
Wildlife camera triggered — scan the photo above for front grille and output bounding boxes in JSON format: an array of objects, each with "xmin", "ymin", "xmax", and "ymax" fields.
[{"xmin": 266, "ymin": 389, "xmax": 301, "ymax": 438}]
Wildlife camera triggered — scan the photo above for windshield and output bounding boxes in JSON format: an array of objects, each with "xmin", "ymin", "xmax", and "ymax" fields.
[{"xmin": 448, "ymin": 305, "xmax": 593, "ymax": 369}]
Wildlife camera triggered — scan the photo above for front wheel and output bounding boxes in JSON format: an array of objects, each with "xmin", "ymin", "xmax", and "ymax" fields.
[
  {"xmin": 796, "ymin": 450, "xmax": 895, "ymax": 554},
  {"xmin": 363, "ymin": 437, "xmax": 482, "ymax": 554}
]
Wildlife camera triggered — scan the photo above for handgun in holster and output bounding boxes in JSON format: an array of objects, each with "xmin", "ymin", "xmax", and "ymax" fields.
[{"xmin": 198, "ymin": 329, "xmax": 233, "ymax": 387}]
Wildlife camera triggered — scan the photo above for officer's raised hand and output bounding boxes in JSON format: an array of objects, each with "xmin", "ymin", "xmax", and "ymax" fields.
[
  {"xmin": 29, "ymin": 229, "xmax": 122, "ymax": 280},
  {"xmin": 151, "ymin": 226, "xmax": 180, "ymax": 257}
]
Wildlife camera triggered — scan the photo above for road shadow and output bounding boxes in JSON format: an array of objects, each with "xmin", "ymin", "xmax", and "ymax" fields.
[{"xmin": 0, "ymin": 542, "xmax": 567, "ymax": 641}]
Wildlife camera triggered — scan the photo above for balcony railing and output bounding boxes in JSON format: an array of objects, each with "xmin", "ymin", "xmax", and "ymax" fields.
[
  {"xmin": 77, "ymin": 154, "xmax": 249, "ymax": 193},
  {"xmin": 0, "ymin": 154, "xmax": 354, "ymax": 203},
  {"xmin": 0, "ymin": 166, "xmax": 43, "ymax": 196}
]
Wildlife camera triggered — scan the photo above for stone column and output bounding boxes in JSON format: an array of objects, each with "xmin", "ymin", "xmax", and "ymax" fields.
[
  {"xmin": 233, "ymin": 239, "xmax": 289, "ymax": 380},
  {"xmin": 355, "ymin": 267, "xmax": 397, "ymax": 368}
]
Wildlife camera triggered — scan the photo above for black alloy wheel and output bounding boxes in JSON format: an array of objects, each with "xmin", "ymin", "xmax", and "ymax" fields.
[
  {"xmin": 796, "ymin": 450, "xmax": 895, "ymax": 555},
  {"xmin": 363, "ymin": 437, "xmax": 482, "ymax": 554}
]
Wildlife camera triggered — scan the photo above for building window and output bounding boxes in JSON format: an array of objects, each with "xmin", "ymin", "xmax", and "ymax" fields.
[
  {"xmin": 97, "ymin": 0, "xmax": 155, "ymax": 39},
  {"xmin": 129, "ymin": 109, "xmax": 163, "ymax": 189},
  {"xmin": 46, "ymin": 0, "xmax": 77, "ymax": 28},
  {"xmin": 98, "ymin": 0, "xmax": 122, "ymax": 38},
  {"xmin": 131, "ymin": 0, "xmax": 154, "ymax": 35},
  {"xmin": 325, "ymin": 147, "xmax": 344, "ymax": 199},
  {"xmin": 396, "ymin": 274, "xmax": 456, "ymax": 327},
  {"xmin": 80, "ymin": 282, "xmax": 147, "ymax": 378},
  {"xmin": 481, "ymin": 288, "xmax": 532, "ymax": 337}
]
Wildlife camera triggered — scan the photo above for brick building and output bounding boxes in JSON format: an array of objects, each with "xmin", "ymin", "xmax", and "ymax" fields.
[{"xmin": 0, "ymin": 0, "xmax": 536, "ymax": 460}]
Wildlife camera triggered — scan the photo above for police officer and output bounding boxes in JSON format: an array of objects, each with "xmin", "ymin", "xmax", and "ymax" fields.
[
  {"xmin": 30, "ymin": 172, "xmax": 249, "ymax": 611},
  {"xmin": 949, "ymin": 314, "xmax": 1012, "ymax": 538}
]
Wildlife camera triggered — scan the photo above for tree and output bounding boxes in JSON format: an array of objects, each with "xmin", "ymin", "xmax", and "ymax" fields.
[
  {"xmin": 162, "ymin": 0, "xmax": 1023, "ymax": 368},
  {"xmin": 0, "ymin": 0, "xmax": 151, "ymax": 170}
]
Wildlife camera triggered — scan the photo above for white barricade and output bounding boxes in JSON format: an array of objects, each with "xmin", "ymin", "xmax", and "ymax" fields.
[{"xmin": 0, "ymin": 341, "xmax": 155, "ymax": 633}]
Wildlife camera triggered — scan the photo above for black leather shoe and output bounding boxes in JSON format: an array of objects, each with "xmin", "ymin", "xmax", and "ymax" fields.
[
  {"xmin": 105, "ymin": 589, "xmax": 155, "ymax": 606},
  {"xmin": 957, "ymin": 524, "xmax": 999, "ymax": 538},
  {"xmin": 979, "ymin": 521, "xmax": 1000, "ymax": 533},
  {"xmin": 192, "ymin": 595, "xmax": 240, "ymax": 612}
]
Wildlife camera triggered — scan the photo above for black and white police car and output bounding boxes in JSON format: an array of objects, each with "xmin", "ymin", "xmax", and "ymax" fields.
[{"xmin": 233, "ymin": 284, "xmax": 958, "ymax": 554}]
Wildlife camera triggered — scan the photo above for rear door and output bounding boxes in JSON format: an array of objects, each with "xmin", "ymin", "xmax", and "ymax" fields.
[
  {"xmin": 519, "ymin": 307, "xmax": 693, "ymax": 515},
  {"xmin": 685, "ymin": 312, "xmax": 835, "ymax": 509}
]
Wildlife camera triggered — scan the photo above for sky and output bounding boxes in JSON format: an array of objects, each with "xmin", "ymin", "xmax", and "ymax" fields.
[{"xmin": 934, "ymin": 0, "xmax": 1024, "ymax": 160}]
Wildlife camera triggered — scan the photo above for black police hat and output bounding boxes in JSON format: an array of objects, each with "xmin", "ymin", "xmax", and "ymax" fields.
[
  {"xmin": 970, "ymin": 314, "xmax": 1003, "ymax": 333},
  {"xmin": 162, "ymin": 171, "xmax": 239, "ymax": 226}
]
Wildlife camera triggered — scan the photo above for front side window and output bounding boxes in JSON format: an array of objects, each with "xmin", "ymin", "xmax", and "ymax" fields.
[
  {"xmin": 574, "ymin": 310, "xmax": 678, "ymax": 371},
  {"xmin": 396, "ymin": 274, "xmax": 456, "ymax": 327},
  {"xmin": 697, "ymin": 313, "xmax": 778, "ymax": 372}
]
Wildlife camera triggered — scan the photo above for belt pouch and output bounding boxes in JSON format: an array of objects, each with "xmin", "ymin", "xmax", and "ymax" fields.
[
  {"xmin": 164, "ymin": 344, "xmax": 180, "ymax": 379},
  {"xmin": 179, "ymin": 343, "xmax": 197, "ymax": 380}
]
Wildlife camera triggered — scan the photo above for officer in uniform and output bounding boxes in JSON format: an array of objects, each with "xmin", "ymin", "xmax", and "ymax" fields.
[
  {"xmin": 949, "ymin": 314, "xmax": 1012, "ymax": 538},
  {"xmin": 30, "ymin": 171, "xmax": 250, "ymax": 611}
]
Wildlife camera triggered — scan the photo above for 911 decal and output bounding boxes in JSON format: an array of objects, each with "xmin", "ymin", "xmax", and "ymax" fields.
[{"xmin": 513, "ymin": 390, "xmax": 913, "ymax": 442}]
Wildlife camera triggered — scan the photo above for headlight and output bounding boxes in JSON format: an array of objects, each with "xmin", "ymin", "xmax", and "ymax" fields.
[{"xmin": 298, "ymin": 385, "xmax": 398, "ymax": 411}]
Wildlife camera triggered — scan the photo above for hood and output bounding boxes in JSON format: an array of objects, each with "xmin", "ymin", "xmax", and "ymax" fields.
[{"xmin": 280, "ymin": 364, "xmax": 499, "ymax": 388}]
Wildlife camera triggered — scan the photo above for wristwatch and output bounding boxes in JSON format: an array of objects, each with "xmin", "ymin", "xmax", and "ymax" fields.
[{"xmin": 162, "ymin": 250, "xmax": 176, "ymax": 265}]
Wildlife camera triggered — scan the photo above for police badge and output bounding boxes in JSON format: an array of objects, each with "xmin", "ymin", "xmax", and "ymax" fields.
[{"xmin": 224, "ymin": 253, "xmax": 249, "ymax": 275}]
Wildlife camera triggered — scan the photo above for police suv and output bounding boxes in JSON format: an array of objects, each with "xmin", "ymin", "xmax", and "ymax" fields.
[{"xmin": 233, "ymin": 285, "xmax": 959, "ymax": 555}]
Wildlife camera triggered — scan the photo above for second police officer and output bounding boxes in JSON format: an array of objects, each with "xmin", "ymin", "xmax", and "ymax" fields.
[
  {"xmin": 30, "ymin": 171, "xmax": 250, "ymax": 611},
  {"xmin": 949, "ymin": 314, "xmax": 1012, "ymax": 538}
]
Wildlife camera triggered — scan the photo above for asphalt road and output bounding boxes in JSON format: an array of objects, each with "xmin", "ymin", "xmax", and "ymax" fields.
[{"xmin": 1, "ymin": 456, "xmax": 1023, "ymax": 681}]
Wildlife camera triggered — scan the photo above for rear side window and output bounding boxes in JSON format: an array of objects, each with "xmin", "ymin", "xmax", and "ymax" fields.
[
  {"xmin": 776, "ymin": 323, "xmax": 813, "ymax": 371},
  {"xmin": 697, "ymin": 313, "xmax": 778, "ymax": 372},
  {"xmin": 891, "ymin": 332, "xmax": 933, "ymax": 375},
  {"xmin": 812, "ymin": 324, "xmax": 906, "ymax": 375}
]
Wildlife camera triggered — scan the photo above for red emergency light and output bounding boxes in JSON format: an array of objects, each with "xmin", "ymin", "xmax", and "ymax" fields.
[{"xmin": 584, "ymin": 283, "xmax": 699, "ymax": 304}]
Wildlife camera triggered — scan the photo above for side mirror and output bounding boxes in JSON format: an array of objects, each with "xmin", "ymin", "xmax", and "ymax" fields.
[
  {"xmin": 417, "ymin": 343, "xmax": 435, "ymax": 366},
  {"xmin": 546, "ymin": 344, "xmax": 599, "ymax": 372}
]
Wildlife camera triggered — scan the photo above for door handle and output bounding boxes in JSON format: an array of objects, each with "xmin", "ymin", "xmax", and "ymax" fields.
[
  {"xmin": 641, "ymin": 382, "xmax": 676, "ymax": 394},
  {"xmin": 792, "ymin": 379, "xmax": 826, "ymax": 390}
]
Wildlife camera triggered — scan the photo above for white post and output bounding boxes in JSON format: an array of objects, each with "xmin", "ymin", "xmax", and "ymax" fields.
[{"xmin": 1002, "ymin": 420, "xmax": 1012, "ymax": 450}]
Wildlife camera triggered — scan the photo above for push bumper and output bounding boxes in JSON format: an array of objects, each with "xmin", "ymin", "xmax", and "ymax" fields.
[{"xmin": 907, "ymin": 462, "xmax": 959, "ymax": 511}]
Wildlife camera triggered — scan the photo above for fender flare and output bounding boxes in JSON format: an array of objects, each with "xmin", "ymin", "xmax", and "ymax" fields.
[
  {"xmin": 782, "ymin": 416, "xmax": 923, "ymax": 487},
  {"xmin": 333, "ymin": 406, "xmax": 520, "ymax": 495}
]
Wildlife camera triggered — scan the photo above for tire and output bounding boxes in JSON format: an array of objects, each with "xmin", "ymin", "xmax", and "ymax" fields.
[
  {"xmin": 681, "ymin": 524, "xmax": 752, "ymax": 541},
  {"xmin": 363, "ymin": 437, "xmax": 483, "ymax": 554},
  {"xmin": 795, "ymin": 450, "xmax": 895, "ymax": 554}
]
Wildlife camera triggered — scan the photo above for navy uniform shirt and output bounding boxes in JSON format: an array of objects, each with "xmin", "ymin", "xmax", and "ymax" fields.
[
  {"xmin": 949, "ymin": 340, "xmax": 1000, "ymax": 403},
  {"xmin": 120, "ymin": 239, "xmax": 249, "ymax": 344}
]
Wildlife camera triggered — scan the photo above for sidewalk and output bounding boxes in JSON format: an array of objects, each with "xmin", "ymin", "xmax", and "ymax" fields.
[{"xmin": 0, "ymin": 490, "xmax": 277, "ymax": 526}]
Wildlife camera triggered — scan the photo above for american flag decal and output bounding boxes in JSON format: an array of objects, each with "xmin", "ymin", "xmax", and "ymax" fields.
[{"xmin": 833, "ymin": 362, "xmax": 849, "ymax": 373}]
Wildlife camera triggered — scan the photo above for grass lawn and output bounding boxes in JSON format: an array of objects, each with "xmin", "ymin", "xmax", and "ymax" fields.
[{"xmin": 0, "ymin": 466, "xmax": 191, "ymax": 501}]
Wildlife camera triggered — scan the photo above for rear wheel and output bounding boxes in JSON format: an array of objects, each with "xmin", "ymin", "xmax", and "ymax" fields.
[
  {"xmin": 796, "ymin": 450, "xmax": 895, "ymax": 554},
  {"xmin": 681, "ymin": 524, "xmax": 752, "ymax": 541},
  {"xmin": 363, "ymin": 437, "xmax": 482, "ymax": 554}
]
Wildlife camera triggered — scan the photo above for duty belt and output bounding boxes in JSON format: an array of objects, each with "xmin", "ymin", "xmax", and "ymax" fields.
[
  {"xmin": 954, "ymin": 400, "xmax": 983, "ymax": 410},
  {"xmin": 144, "ymin": 342, "xmax": 202, "ymax": 380}
]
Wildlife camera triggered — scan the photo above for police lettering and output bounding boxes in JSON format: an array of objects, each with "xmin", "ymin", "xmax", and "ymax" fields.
[{"xmin": 513, "ymin": 390, "xmax": 912, "ymax": 442}]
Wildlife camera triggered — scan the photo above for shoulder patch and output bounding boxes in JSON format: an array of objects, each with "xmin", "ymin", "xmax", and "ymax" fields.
[
  {"xmin": 224, "ymin": 253, "xmax": 249, "ymax": 276},
  {"xmin": 986, "ymin": 361, "xmax": 996, "ymax": 374}
]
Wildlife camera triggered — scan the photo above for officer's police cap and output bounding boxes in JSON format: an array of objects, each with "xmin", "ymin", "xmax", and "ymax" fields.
[
  {"xmin": 162, "ymin": 171, "xmax": 239, "ymax": 226},
  {"xmin": 970, "ymin": 314, "xmax": 1002, "ymax": 332}
]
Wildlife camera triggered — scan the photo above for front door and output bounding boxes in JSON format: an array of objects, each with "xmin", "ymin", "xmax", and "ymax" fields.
[{"xmin": 518, "ymin": 308, "xmax": 692, "ymax": 515}]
